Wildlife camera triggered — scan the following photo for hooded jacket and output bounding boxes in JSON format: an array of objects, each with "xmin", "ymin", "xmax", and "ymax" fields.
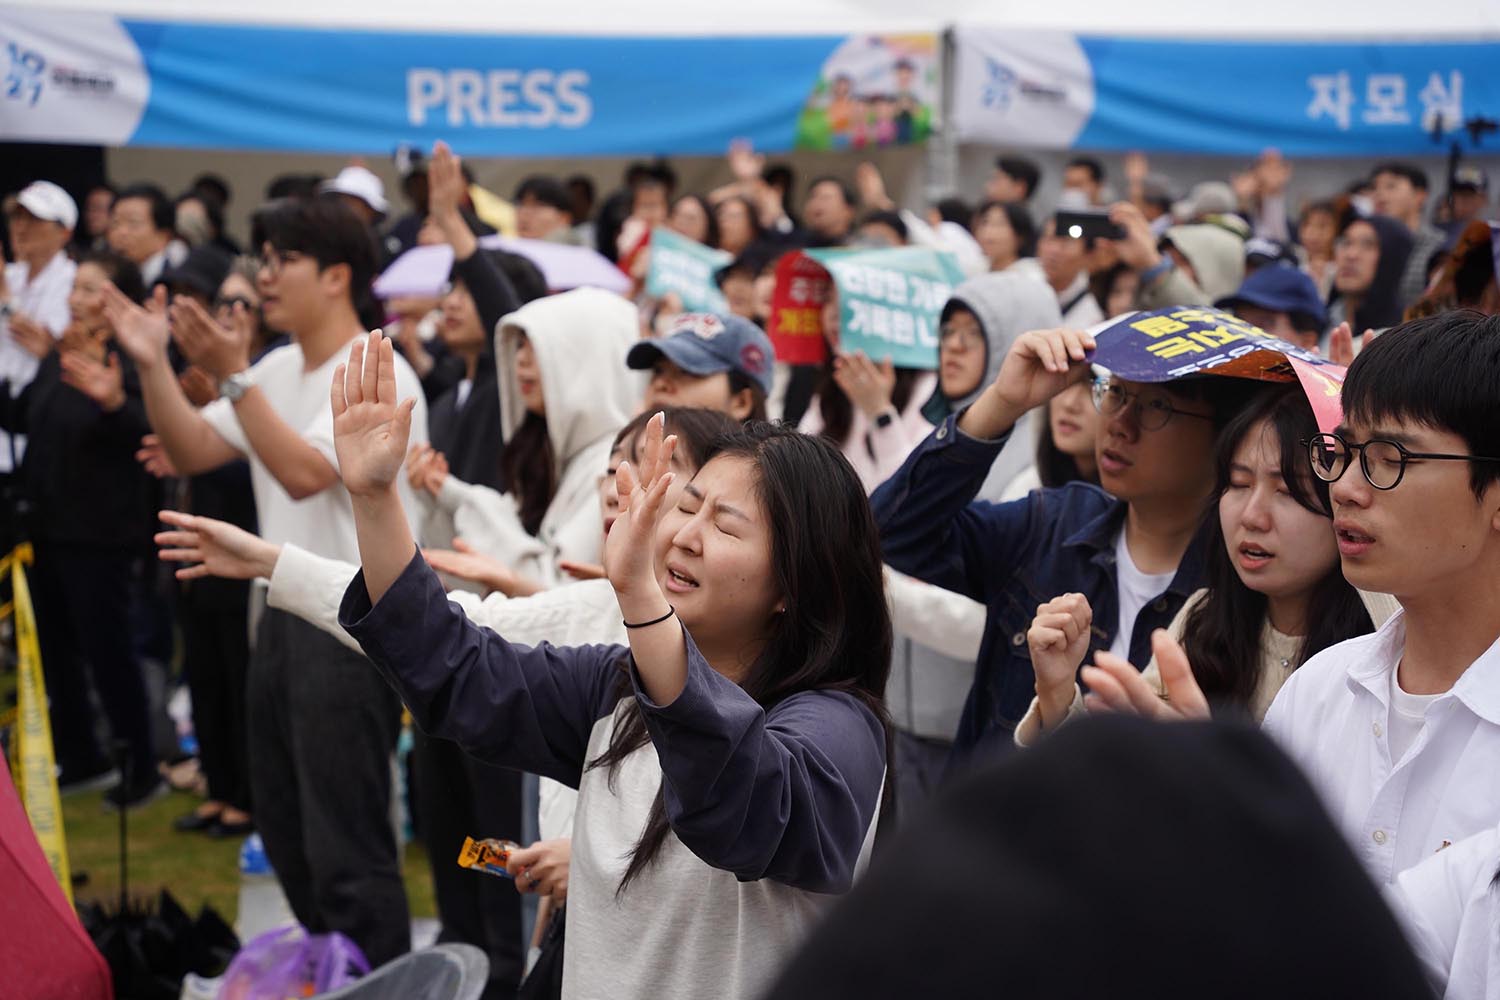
[
  {"xmin": 1137, "ymin": 223, "xmax": 1246, "ymax": 311},
  {"xmin": 434, "ymin": 287, "xmax": 642, "ymax": 588},
  {"xmin": 924, "ymin": 270, "xmax": 1063, "ymax": 502},
  {"xmin": 1327, "ymin": 214, "xmax": 1415, "ymax": 335}
]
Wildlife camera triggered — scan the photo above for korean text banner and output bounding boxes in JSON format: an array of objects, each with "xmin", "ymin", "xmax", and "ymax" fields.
[
  {"xmin": 953, "ymin": 28, "xmax": 1500, "ymax": 156},
  {"xmin": 805, "ymin": 246, "xmax": 963, "ymax": 371},
  {"xmin": 645, "ymin": 229, "xmax": 731, "ymax": 314},
  {"xmin": 768, "ymin": 252, "xmax": 831, "ymax": 366},
  {"xmin": 1089, "ymin": 307, "xmax": 1346, "ymax": 430},
  {"xmin": 0, "ymin": 8, "xmax": 937, "ymax": 156}
]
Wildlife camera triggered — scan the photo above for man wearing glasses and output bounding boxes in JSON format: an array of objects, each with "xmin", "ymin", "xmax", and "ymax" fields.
[
  {"xmin": 1260, "ymin": 311, "xmax": 1500, "ymax": 888},
  {"xmin": 108, "ymin": 195, "xmax": 429, "ymax": 963},
  {"xmin": 872, "ymin": 323, "xmax": 1261, "ymax": 763}
]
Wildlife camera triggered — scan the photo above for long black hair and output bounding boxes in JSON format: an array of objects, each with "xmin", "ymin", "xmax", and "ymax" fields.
[
  {"xmin": 498, "ymin": 412, "xmax": 556, "ymax": 537},
  {"xmin": 589, "ymin": 422, "xmax": 894, "ymax": 893},
  {"xmin": 1182, "ymin": 385, "xmax": 1374, "ymax": 709}
]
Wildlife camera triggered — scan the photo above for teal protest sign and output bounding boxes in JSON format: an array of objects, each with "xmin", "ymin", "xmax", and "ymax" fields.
[
  {"xmin": 645, "ymin": 228, "xmax": 731, "ymax": 313},
  {"xmin": 805, "ymin": 246, "xmax": 963, "ymax": 370}
]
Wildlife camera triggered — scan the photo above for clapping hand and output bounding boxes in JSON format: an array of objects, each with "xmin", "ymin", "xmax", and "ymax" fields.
[
  {"xmin": 603, "ymin": 411, "xmax": 677, "ymax": 600},
  {"xmin": 1081, "ymin": 630, "xmax": 1211, "ymax": 722},
  {"xmin": 171, "ymin": 296, "xmax": 249, "ymax": 380},
  {"xmin": 331, "ymin": 331, "xmax": 417, "ymax": 498},
  {"xmin": 104, "ymin": 284, "xmax": 170, "ymax": 368},
  {"xmin": 8, "ymin": 312, "xmax": 56, "ymax": 359},
  {"xmin": 59, "ymin": 346, "xmax": 125, "ymax": 411}
]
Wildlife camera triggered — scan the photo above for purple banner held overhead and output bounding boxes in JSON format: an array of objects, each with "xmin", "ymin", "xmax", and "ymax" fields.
[{"xmin": 1088, "ymin": 306, "xmax": 1347, "ymax": 431}]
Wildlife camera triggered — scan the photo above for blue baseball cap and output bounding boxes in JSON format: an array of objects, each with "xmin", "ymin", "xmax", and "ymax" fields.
[
  {"xmin": 626, "ymin": 312, "xmax": 775, "ymax": 396},
  {"xmin": 1215, "ymin": 266, "xmax": 1328, "ymax": 333}
]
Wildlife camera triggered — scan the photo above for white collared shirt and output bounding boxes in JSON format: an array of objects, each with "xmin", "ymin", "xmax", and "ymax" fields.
[
  {"xmin": 1389, "ymin": 822, "xmax": 1500, "ymax": 1000},
  {"xmin": 1, "ymin": 250, "xmax": 77, "ymax": 471},
  {"xmin": 1263, "ymin": 610, "xmax": 1500, "ymax": 885}
]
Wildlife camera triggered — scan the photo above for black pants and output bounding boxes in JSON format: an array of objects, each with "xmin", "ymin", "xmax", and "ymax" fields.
[
  {"xmin": 248, "ymin": 608, "xmax": 410, "ymax": 966},
  {"xmin": 28, "ymin": 540, "xmax": 155, "ymax": 781},
  {"xmin": 411, "ymin": 728, "xmax": 524, "ymax": 1000},
  {"xmin": 180, "ymin": 581, "xmax": 252, "ymax": 812}
]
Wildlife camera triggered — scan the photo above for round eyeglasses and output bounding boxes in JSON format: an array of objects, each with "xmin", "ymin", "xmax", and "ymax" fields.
[
  {"xmin": 1306, "ymin": 432, "xmax": 1500, "ymax": 491},
  {"xmin": 1091, "ymin": 379, "xmax": 1214, "ymax": 432}
]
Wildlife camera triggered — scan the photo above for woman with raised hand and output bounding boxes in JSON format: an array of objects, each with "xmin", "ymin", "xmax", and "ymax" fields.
[
  {"xmin": 158, "ymin": 406, "xmax": 739, "ymax": 986},
  {"xmin": 329, "ymin": 331, "xmax": 891, "ymax": 999},
  {"xmin": 1019, "ymin": 383, "xmax": 1394, "ymax": 740}
]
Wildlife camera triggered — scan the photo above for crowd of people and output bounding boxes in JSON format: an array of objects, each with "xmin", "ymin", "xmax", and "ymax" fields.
[{"xmin": 2, "ymin": 136, "xmax": 1498, "ymax": 1000}]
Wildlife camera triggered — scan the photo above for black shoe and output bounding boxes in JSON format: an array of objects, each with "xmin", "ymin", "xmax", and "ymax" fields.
[
  {"xmin": 173, "ymin": 808, "xmax": 222, "ymax": 833},
  {"xmin": 103, "ymin": 773, "xmax": 167, "ymax": 813},
  {"xmin": 58, "ymin": 764, "xmax": 120, "ymax": 797},
  {"xmin": 206, "ymin": 816, "xmax": 255, "ymax": 839}
]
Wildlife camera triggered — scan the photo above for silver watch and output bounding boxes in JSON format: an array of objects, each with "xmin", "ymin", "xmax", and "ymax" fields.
[{"xmin": 218, "ymin": 370, "xmax": 255, "ymax": 402}]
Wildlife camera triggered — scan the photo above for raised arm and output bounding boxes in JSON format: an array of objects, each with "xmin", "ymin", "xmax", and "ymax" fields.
[
  {"xmin": 330, "ymin": 331, "xmax": 421, "ymax": 604},
  {"xmin": 105, "ymin": 284, "xmax": 240, "ymax": 475},
  {"xmin": 638, "ymin": 644, "xmax": 887, "ymax": 893},
  {"xmin": 870, "ymin": 328, "xmax": 1093, "ymax": 600}
]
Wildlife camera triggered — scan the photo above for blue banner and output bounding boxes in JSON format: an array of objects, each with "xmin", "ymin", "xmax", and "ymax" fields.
[
  {"xmin": 954, "ymin": 28, "xmax": 1500, "ymax": 155},
  {"xmin": 0, "ymin": 8, "xmax": 939, "ymax": 156}
]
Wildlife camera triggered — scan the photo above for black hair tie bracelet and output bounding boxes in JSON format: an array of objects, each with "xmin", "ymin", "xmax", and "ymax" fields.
[{"xmin": 623, "ymin": 607, "xmax": 676, "ymax": 630}]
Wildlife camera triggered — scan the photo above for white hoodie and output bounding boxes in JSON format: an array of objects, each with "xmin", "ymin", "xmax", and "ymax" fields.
[{"xmin": 432, "ymin": 287, "xmax": 643, "ymax": 588}]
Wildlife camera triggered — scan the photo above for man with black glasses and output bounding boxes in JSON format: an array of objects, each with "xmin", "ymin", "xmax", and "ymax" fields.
[
  {"xmin": 872, "ymin": 325, "xmax": 1259, "ymax": 762},
  {"xmin": 109, "ymin": 196, "xmax": 428, "ymax": 964},
  {"xmin": 1260, "ymin": 311, "xmax": 1500, "ymax": 885}
]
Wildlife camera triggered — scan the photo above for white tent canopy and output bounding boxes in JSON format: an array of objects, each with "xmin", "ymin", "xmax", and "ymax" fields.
[{"xmin": 11, "ymin": 0, "xmax": 1499, "ymax": 35}]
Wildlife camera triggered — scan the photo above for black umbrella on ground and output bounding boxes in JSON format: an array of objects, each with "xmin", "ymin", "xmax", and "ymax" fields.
[{"xmin": 78, "ymin": 743, "xmax": 239, "ymax": 1000}]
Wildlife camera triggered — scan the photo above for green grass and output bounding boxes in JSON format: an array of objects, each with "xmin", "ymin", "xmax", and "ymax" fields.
[{"xmin": 62, "ymin": 788, "xmax": 436, "ymax": 926}]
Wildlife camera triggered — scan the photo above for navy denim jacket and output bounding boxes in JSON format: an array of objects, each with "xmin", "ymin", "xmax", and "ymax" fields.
[{"xmin": 871, "ymin": 414, "xmax": 1208, "ymax": 762}]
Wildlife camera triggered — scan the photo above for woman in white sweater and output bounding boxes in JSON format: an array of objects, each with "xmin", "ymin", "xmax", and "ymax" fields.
[{"xmin": 1018, "ymin": 383, "xmax": 1395, "ymax": 742}]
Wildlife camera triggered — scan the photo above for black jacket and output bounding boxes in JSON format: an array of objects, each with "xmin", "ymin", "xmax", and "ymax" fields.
[
  {"xmin": 0, "ymin": 347, "xmax": 152, "ymax": 548},
  {"xmin": 421, "ymin": 248, "xmax": 521, "ymax": 493}
]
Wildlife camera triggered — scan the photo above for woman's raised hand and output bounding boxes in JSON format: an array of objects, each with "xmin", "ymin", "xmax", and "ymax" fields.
[
  {"xmin": 331, "ymin": 331, "xmax": 417, "ymax": 498},
  {"xmin": 603, "ymin": 411, "xmax": 677, "ymax": 600}
]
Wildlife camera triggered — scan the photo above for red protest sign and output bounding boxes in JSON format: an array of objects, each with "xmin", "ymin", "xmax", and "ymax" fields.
[{"xmin": 768, "ymin": 252, "xmax": 830, "ymax": 365}]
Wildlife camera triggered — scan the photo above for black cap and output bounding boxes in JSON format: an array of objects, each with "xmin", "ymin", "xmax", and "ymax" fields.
[{"xmin": 156, "ymin": 245, "xmax": 233, "ymax": 299}]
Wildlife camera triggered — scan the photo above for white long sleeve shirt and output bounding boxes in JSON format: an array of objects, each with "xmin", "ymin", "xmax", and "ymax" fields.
[{"xmin": 1263, "ymin": 611, "xmax": 1500, "ymax": 886}]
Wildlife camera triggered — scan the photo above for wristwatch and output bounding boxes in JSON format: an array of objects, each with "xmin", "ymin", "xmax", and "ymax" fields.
[{"xmin": 218, "ymin": 370, "xmax": 255, "ymax": 402}]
